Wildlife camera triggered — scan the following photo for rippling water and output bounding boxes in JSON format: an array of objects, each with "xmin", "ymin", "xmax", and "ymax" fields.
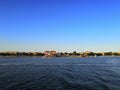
[{"xmin": 0, "ymin": 57, "xmax": 120, "ymax": 90}]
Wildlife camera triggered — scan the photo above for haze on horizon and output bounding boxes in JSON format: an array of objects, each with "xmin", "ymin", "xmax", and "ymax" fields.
[{"xmin": 0, "ymin": 0, "xmax": 120, "ymax": 52}]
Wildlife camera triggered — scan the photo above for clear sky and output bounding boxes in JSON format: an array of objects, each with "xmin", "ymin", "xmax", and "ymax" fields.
[{"xmin": 0, "ymin": 0, "xmax": 120, "ymax": 52}]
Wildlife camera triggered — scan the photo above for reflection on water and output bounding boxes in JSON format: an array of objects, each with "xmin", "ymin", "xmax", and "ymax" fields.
[{"xmin": 0, "ymin": 57, "xmax": 120, "ymax": 90}]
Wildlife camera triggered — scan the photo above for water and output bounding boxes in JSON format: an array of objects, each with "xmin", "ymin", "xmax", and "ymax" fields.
[{"xmin": 0, "ymin": 57, "xmax": 120, "ymax": 90}]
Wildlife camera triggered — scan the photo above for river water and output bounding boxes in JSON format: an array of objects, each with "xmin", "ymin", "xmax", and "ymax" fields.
[{"xmin": 0, "ymin": 57, "xmax": 120, "ymax": 90}]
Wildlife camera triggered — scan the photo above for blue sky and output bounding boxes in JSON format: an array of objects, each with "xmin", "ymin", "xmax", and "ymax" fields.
[{"xmin": 0, "ymin": 0, "xmax": 120, "ymax": 52}]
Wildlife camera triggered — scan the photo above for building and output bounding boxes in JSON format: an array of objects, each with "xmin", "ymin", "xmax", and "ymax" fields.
[{"xmin": 44, "ymin": 51, "xmax": 56, "ymax": 57}]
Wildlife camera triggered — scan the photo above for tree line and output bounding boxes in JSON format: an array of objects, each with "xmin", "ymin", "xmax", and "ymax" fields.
[{"xmin": 0, "ymin": 51, "xmax": 120, "ymax": 57}]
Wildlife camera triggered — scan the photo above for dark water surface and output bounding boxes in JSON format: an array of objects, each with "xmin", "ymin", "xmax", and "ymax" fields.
[{"xmin": 0, "ymin": 57, "xmax": 120, "ymax": 90}]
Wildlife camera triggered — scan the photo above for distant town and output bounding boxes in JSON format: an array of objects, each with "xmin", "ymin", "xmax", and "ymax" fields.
[{"xmin": 0, "ymin": 51, "xmax": 120, "ymax": 57}]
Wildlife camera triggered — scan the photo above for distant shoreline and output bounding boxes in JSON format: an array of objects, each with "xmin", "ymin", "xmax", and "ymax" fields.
[
  {"xmin": 0, "ymin": 56, "xmax": 120, "ymax": 58},
  {"xmin": 0, "ymin": 51, "xmax": 120, "ymax": 58}
]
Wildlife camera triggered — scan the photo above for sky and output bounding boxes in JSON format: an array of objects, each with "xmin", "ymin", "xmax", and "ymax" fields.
[{"xmin": 0, "ymin": 0, "xmax": 120, "ymax": 52}]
